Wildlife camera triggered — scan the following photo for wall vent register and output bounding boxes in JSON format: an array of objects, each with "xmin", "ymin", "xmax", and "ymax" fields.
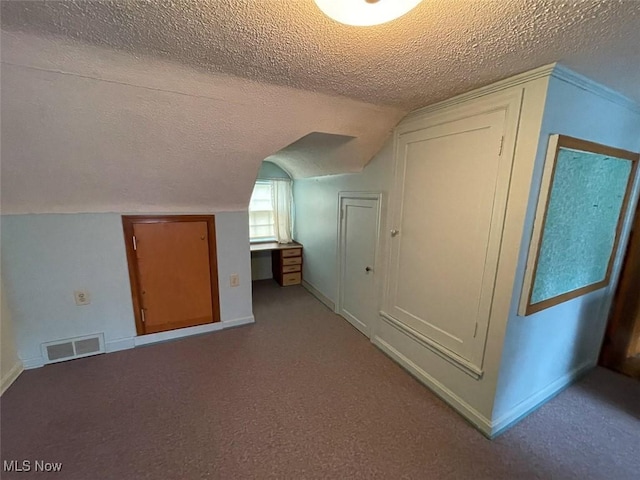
[{"xmin": 41, "ymin": 333, "xmax": 105, "ymax": 364}]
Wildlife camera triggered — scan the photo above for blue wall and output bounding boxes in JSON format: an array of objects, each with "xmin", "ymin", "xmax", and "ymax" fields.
[
  {"xmin": 1, "ymin": 211, "xmax": 254, "ymax": 367},
  {"xmin": 256, "ymin": 161, "xmax": 291, "ymax": 180},
  {"xmin": 293, "ymin": 141, "xmax": 392, "ymax": 304},
  {"xmin": 493, "ymin": 74, "xmax": 640, "ymax": 426}
]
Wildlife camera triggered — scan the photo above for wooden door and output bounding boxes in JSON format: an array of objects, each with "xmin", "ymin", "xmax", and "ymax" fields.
[
  {"xmin": 385, "ymin": 107, "xmax": 509, "ymax": 369},
  {"xmin": 338, "ymin": 195, "xmax": 380, "ymax": 338},
  {"xmin": 600, "ymin": 202, "xmax": 640, "ymax": 378},
  {"xmin": 123, "ymin": 216, "xmax": 220, "ymax": 335}
]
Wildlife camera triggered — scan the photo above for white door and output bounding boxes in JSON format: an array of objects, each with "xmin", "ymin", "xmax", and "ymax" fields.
[
  {"xmin": 385, "ymin": 107, "xmax": 510, "ymax": 367},
  {"xmin": 338, "ymin": 195, "xmax": 381, "ymax": 337}
]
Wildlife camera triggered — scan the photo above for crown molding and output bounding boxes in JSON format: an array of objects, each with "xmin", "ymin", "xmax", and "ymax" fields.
[
  {"xmin": 403, "ymin": 63, "xmax": 556, "ymax": 121},
  {"xmin": 403, "ymin": 62, "xmax": 640, "ymax": 122},
  {"xmin": 551, "ymin": 64, "xmax": 640, "ymax": 114}
]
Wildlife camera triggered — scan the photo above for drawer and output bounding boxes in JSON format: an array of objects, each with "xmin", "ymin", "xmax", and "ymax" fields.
[
  {"xmin": 282, "ymin": 272, "xmax": 301, "ymax": 286},
  {"xmin": 281, "ymin": 248, "xmax": 302, "ymax": 258},
  {"xmin": 282, "ymin": 257, "xmax": 302, "ymax": 266},
  {"xmin": 282, "ymin": 265, "xmax": 301, "ymax": 273}
]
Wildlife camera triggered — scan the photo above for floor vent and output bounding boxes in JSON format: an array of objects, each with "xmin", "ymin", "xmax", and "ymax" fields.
[{"xmin": 41, "ymin": 333, "xmax": 105, "ymax": 364}]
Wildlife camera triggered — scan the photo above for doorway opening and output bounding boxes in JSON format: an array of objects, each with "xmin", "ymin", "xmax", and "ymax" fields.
[{"xmin": 122, "ymin": 215, "xmax": 221, "ymax": 335}]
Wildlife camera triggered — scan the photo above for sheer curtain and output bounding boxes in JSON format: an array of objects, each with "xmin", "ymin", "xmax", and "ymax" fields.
[{"xmin": 272, "ymin": 179, "xmax": 293, "ymax": 244}]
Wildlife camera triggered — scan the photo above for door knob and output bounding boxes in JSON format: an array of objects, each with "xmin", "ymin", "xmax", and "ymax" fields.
[
  {"xmin": 390, "ymin": 229, "xmax": 400, "ymax": 237},
  {"xmin": 365, "ymin": 266, "xmax": 373, "ymax": 272}
]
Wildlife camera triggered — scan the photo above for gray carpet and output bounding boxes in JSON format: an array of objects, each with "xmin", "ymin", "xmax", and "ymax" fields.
[{"xmin": 1, "ymin": 280, "xmax": 639, "ymax": 479}]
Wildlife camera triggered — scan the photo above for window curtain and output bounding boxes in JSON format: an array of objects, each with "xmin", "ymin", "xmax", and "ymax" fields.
[{"xmin": 272, "ymin": 179, "xmax": 293, "ymax": 244}]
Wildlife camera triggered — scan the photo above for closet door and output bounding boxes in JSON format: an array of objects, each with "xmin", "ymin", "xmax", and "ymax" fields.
[
  {"xmin": 122, "ymin": 215, "xmax": 221, "ymax": 335},
  {"xmin": 385, "ymin": 107, "xmax": 511, "ymax": 369}
]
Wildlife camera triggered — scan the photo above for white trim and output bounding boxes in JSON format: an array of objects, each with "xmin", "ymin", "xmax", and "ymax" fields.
[
  {"xmin": 301, "ymin": 280, "xmax": 335, "ymax": 312},
  {"xmin": 255, "ymin": 176, "xmax": 292, "ymax": 182},
  {"xmin": 373, "ymin": 328, "xmax": 592, "ymax": 438},
  {"xmin": 1, "ymin": 360, "xmax": 24, "ymax": 395},
  {"xmin": 372, "ymin": 334, "xmax": 493, "ymax": 437},
  {"xmin": 491, "ymin": 361, "xmax": 594, "ymax": 437},
  {"xmin": 22, "ymin": 356, "xmax": 45, "ymax": 370},
  {"xmin": 403, "ymin": 63, "xmax": 555, "ymax": 122},
  {"xmin": 134, "ymin": 316, "xmax": 255, "ymax": 347},
  {"xmin": 21, "ymin": 316, "xmax": 255, "ymax": 369},
  {"xmin": 518, "ymin": 134, "xmax": 560, "ymax": 315},
  {"xmin": 403, "ymin": 63, "xmax": 639, "ymax": 124},
  {"xmin": 551, "ymin": 65, "xmax": 640, "ymax": 113},
  {"xmin": 105, "ymin": 337, "xmax": 136, "ymax": 353},
  {"xmin": 379, "ymin": 312, "xmax": 483, "ymax": 379},
  {"xmin": 40, "ymin": 332, "xmax": 106, "ymax": 364}
]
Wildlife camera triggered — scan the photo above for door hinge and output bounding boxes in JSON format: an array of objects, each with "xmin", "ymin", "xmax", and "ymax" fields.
[
  {"xmin": 132, "ymin": 235, "xmax": 137, "ymax": 251},
  {"xmin": 498, "ymin": 136, "xmax": 504, "ymax": 156},
  {"xmin": 473, "ymin": 322, "xmax": 479, "ymax": 338},
  {"xmin": 140, "ymin": 308, "xmax": 146, "ymax": 323}
]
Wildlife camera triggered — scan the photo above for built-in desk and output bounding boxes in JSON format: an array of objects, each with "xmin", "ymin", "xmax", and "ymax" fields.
[{"xmin": 250, "ymin": 241, "xmax": 303, "ymax": 286}]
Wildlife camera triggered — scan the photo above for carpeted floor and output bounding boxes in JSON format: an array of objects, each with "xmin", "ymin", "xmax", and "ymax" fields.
[{"xmin": 1, "ymin": 281, "xmax": 639, "ymax": 479}]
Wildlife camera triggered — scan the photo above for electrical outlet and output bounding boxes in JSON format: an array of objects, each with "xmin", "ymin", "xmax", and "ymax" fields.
[
  {"xmin": 229, "ymin": 274, "xmax": 240, "ymax": 287},
  {"xmin": 74, "ymin": 290, "xmax": 91, "ymax": 306}
]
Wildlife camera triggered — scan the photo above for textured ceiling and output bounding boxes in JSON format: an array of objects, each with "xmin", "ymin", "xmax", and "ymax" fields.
[
  {"xmin": 0, "ymin": 31, "xmax": 403, "ymax": 214},
  {"xmin": 2, "ymin": 0, "xmax": 639, "ymax": 109},
  {"xmin": 267, "ymin": 133, "xmax": 357, "ymax": 178},
  {"xmin": 2, "ymin": 1, "xmax": 639, "ymax": 214}
]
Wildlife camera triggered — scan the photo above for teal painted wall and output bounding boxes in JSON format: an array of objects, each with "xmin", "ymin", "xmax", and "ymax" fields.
[
  {"xmin": 293, "ymin": 141, "xmax": 392, "ymax": 303},
  {"xmin": 493, "ymin": 76, "xmax": 640, "ymax": 423},
  {"xmin": 257, "ymin": 161, "xmax": 291, "ymax": 180},
  {"xmin": 1, "ymin": 211, "xmax": 254, "ymax": 367}
]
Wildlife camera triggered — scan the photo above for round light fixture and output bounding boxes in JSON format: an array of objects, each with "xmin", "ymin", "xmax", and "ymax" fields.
[{"xmin": 314, "ymin": 0, "xmax": 422, "ymax": 26}]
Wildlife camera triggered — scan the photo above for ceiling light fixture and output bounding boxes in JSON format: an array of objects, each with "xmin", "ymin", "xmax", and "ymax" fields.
[{"xmin": 314, "ymin": 0, "xmax": 423, "ymax": 27}]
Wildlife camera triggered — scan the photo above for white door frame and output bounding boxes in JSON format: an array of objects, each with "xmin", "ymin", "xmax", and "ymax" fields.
[{"xmin": 336, "ymin": 192, "xmax": 383, "ymax": 336}]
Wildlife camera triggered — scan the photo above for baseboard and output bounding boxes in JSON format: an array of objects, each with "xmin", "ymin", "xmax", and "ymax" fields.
[
  {"xmin": 20, "ymin": 316, "xmax": 255, "ymax": 369},
  {"xmin": 1, "ymin": 360, "xmax": 24, "ymax": 394},
  {"xmin": 302, "ymin": 280, "xmax": 335, "ymax": 312},
  {"xmin": 22, "ymin": 356, "xmax": 45, "ymax": 370},
  {"xmin": 106, "ymin": 337, "xmax": 136, "ymax": 353},
  {"xmin": 372, "ymin": 335, "xmax": 494, "ymax": 437},
  {"xmin": 134, "ymin": 316, "xmax": 255, "ymax": 347},
  {"xmin": 490, "ymin": 360, "xmax": 595, "ymax": 437}
]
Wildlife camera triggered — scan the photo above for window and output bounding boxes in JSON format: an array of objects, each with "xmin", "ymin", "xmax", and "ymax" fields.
[
  {"xmin": 249, "ymin": 181, "xmax": 276, "ymax": 241},
  {"xmin": 249, "ymin": 179, "xmax": 293, "ymax": 243}
]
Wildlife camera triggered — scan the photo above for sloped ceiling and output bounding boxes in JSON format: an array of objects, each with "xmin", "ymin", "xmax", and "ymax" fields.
[
  {"xmin": 0, "ymin": 32, "xmax": 404, "ymax": 214},
  {"xmin": 266, "ymin": 133, "xmax": 357, "ymax": 178},
  {"xmin": 1, "ymin": 1, "xmax": 639, "ymax": 214}
]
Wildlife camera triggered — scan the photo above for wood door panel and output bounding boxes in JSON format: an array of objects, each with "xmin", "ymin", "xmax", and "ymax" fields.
[
  {"xmin": 600, "ymin": 203, "xmax": 640, "ymax": 374},
  {"xmin": 134, "ymin": 221, "xmax": 213, "ymax": 329},
  {"xmin": 122, "ymin": 215, "xmax": 220, "ymax": 335}
]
